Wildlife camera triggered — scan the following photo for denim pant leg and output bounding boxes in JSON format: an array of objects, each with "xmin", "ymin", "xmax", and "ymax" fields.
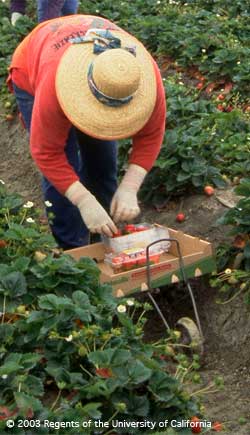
[
  {"xmin": 10, "ymin": 0, "xmax": 26, "ymax": 14},
  {"xmin": 37, "ymin": 0, "xmax": 78, "ymax": 22},
  {"xmin": 76, "ymin": 130, "xmax": 118, "ymax": 212},
  {"xmin": 12, "ymin": 83, "xmax": 89, "ymax": 249},
  {"xmin": 61, "ymin": 0, "xmax": 78, "ymax": 15}
]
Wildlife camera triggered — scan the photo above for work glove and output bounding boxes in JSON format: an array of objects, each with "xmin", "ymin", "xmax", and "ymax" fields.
[
  {"xmin": 65, "ymin": 181, "xmax": 117, "ymax": 237},
  {"xmin": 110, "ymin": 164, "xmax": 147, "ymax": 223}
]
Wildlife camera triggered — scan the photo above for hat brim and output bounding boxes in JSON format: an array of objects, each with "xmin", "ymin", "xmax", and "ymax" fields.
[{"xmin": 55, "ymin": 30, "xmax": 157, "ymax": 140}]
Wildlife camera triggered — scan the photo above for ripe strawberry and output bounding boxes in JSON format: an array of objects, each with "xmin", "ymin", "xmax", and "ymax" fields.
[
  {"xmin": 204, "ymin": 185, "xmax": 214, "ymax": 196},
  {"xmin": 112, "ymin": 229, "xmax": 122, "ymax": 237},
  {"xmin": 217, "ymin": 104, "xmax": 224, "ymax": 111},
  {"xmin": 124, "ymin": 224, "xmax": 136, "ymax": 233},
  {"xmin": 217, "ymin": 94, "xmax": 225, "ymax": 101},
  {"xmin": 0, "ymin": 240, "xmax": 7, "ymax": 248},
  {"xmin": 212, "ymin": 421, "xmax": 223, "ymax": 431},
  {"xmin": 225, "ymin": 105, "xmax": 233, "ymax": 112},
  {"xmin": 191, "ymin": 416, "xmax": 202, "ymax": 433},
  {"xmin": 176, "ymin": 213, "xmax": 185, "ymax": 222},
  {"xmin": 95, "ymin": 367, "xmax": 113, "ymax": 378},
  {"xmin": 196, "ymin": 82, "xmax": 203, "ymax": 90}
]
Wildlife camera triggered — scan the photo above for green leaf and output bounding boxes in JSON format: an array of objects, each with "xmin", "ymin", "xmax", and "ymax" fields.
[
  {"xmin": 176, "ymin": 171, "xmax": 191, "ymax": 182},
  {"xmin": 74, "ymin": 307, "xmax": 92, "ymax": 322},
  {"xmin": 127, "ymin": 394, "xmax": 150, "ymax": 417},
  {"xmin": 38, "ymin": 294, "xmax": 73, "ymax": 311},
  {"xmin": 11, "ymin": 256, "xmax": 31, "ymax": 272},
  {"xmin": 0, "ymin": 361, "xmax": 22, "ymax": 375},
  {"xmin": 88, "ymin": 349, "xmax": 115, "ymax": 367},
  {"xmin": 72, "ymin": 291, "xmax": 91, "ymax": 308},
  {"xmin": 20, "ymin": 353, "xmax": 41, "ymax": 370},
  {"xmin": 0, "ymin": 323, "xmax": 14, "ymax": 342},
  {"xmin": 13, "ymin": 375, "xmax": 44, "ymax": 397},
  {"xmin": 14, "ymin": 392, "xmax": 42, "ymax": 415},
  {"xmin": 148, "ymin": 371, "xmax": 178, "ymax": 402},
  {"xmin": 82, "ymin": 379, "xmax": 113, "ymax": 399},
  {"xmin": 127, "ymin": 360, "xmax": 152, "ymax": 384},
  {"xmin": 0, "ymin": 271, "xmax": 27, "ymax": 297},
  {"xmin": 81, "ymin": 402, "xmax": 102, "ymax": 419},
  {"xmin": 235, "ymin": 179, "xmax": 250, "ymax": 196}
]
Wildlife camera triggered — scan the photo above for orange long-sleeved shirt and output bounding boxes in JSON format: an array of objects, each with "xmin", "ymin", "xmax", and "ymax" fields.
[{"xmin": 9, "ymin": 15, "xmax": 166, "ymax": 194}]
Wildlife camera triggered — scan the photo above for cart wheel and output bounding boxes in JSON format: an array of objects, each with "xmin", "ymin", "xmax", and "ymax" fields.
[{"xmin": 176, "ymin": 317, "xmax": 204, "ymax": 356}]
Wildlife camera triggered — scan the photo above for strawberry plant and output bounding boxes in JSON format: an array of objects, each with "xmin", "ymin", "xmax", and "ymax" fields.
[
  {"xmin": 210, "ymin": 178, "xmax": 250, "ymax": 303},
  {"xmin": 0, "ymin": 185, "xmax": 208, "ymax": 434},
  {"xmin": 216, "ymin": 178, "xmax": 250, "ymax": 270},
  {"xmin": 0, "ymin": 4, "xmax": 35, "ymax": 107}
]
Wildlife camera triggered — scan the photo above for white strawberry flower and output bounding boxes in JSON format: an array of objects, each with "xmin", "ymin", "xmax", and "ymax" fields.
[
  {"xmin": 126, "ymin": 299, "xmax": 135, "ymax": 306},
  {"xmin": 1, "ymin": 374, "xmax": 8, "ymax": 379},
  {"xmin": 0, "ymin": 179, "xmax": 5, "ymax": 185},
  {"xmin": 45, "ymin": 200, "xmax": 53, "ymax": 207},
  {"xmin": 117, "ymin": 304, "xmax": 127, "ymax": 313},
  {"xmin": 26, "ymin": 217, "xmax": 35, "ymax": 223},
  {"xmin": 65, "ymin": 334, "xmax": 73, "ymax": 342},
  {"xmin": 23, "ymin": 201, "xmax": 34, "ymax": 208}
]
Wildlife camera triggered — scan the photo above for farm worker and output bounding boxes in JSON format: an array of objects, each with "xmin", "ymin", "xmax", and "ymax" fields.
[
  {"xmin": 10, "ymin": 1, "xmax": 78, "ymax": 26},
  {"xmin": 8, "ymin": 15, "xmax": 166, "ymax": 249}
]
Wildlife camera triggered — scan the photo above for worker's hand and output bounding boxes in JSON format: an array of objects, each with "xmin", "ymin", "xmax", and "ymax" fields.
[
  {"xmin": 65, "ymin": 181, "xmax": 117, "ymax": 237},
  {"xmin": 110, "ymin": 164, "xmax": 147, "ymax": 223}
]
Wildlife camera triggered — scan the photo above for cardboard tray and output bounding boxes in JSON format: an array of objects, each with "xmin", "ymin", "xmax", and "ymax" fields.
[{"xmin": 66, "ymin": 226, "xmax": 216, "ymax": 297}]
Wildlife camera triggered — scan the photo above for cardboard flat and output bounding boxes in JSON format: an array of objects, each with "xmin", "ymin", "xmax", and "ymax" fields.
[{"xmin": 66, "ymin": 226, "xmax": 216, "ymax": 297}]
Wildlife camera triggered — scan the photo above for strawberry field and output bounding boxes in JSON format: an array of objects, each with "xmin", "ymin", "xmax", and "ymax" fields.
[{"xmin": 0, "ymin": 0, "xmax": 250, "ymax": 434}]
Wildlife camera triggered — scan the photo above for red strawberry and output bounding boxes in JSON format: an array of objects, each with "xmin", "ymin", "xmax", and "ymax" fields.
[
  {"xmin": 204, "ymin": 185, "xmax": 214, "ymax": 196},
  {"xmin": 176, "ymin": 213, "xmax": 185, "ymax": 222},
  {"xmin": 95, "ymin": 368, "xmax": 113, "ymax": 378},
  {"xmin": 112, "ymin": 229, "xmax": 122, "ymax": 237},
  {"xmin": 0, "ymin": 406, "xmax": 18, "ymax": 420},
  {"xmin": 196, "ymin": 82, "xmax": 203, "ymax": 90},
  {"xmin": 217, "ymin": 94, "xmax": 225, "ymax": 101},
  {"xmin": 212, "ymin": 421, "xmax": 223, "ymax": 431},
  {"xmin": 191, "ymin": 416, "xmax": 202, "ymax": 433},
  {"xmin": 217, "ymin": 104, "xmax": 224, "ymax": 111},
  {"xmin": 124, "ymin": 224, "xmax": 136, "ymax": 233}
]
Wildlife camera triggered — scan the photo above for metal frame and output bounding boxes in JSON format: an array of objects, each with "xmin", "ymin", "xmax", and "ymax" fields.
[{"xmin": 145, "ymin": 238, "xmax": 204, "ymax": 342}]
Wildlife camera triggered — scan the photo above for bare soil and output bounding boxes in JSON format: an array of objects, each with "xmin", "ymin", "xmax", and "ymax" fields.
[{"xmin": 1, "ymin": 109, "xmax": 250, "ymax": 434}]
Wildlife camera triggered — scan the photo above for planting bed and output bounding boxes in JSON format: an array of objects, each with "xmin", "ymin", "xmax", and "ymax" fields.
[{"xmin": 1, "ymin": 108, "xmax": 250, "ymax": 434}]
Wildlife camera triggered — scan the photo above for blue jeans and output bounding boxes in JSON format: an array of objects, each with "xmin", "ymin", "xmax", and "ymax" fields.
[
  {"xmin": 37, "ymin": 0, "xmax": 78, "ymax": 22},
  {"xmin": 13, "ymin": 84, "xmax": 117, "ymax": 249}
]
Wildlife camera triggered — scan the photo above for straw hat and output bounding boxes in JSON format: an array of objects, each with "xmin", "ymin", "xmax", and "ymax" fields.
[{"xmin": 55, "ymin": 29, "xmax": 157, "ymax": 140}]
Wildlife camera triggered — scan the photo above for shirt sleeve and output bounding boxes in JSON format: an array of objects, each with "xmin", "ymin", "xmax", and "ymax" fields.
[
  {"xmin": 30, "ymin": 69, "xmax": 79, "ymax": 194},
  {"xmin": 129, "ymin": 60, "xmax": 166, "ymax": 171}
]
